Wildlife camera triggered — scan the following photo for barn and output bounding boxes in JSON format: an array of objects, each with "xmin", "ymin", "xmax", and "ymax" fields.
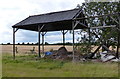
[{"xmin": 12, "ymin": 8, "xmax": 88, "ymax": 59}]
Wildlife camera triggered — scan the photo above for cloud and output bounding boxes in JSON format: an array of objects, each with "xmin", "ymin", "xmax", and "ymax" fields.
[
  {"xmin": 0, "ymin": 0, "xmax": 85, "ymax": 44},
  {"xmin": 45, "ymin": 31, "xmax": 80, "ymax": 44}
]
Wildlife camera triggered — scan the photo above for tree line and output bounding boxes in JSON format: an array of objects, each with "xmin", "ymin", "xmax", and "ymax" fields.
[{"xmin": 1, "ymin": 42, "xmax": 73, "ymax": 45}]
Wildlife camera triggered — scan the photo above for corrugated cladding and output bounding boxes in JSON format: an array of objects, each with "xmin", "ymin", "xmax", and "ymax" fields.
[{"xmin": 12, "ymin": 9, "xmax": 87, "ymax": 32}]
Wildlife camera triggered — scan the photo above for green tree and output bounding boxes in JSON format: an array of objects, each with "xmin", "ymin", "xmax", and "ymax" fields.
[
  {"xmin": 81, "ymin": 2, "xmax": 119, "ymax": 50},
  {"xmin": 22, "ymin": 42, "xmax": 25, "ymax": 45},
  {"xmin": 45, "ymin": 42, "xmax": 49, "ymax": 45}
]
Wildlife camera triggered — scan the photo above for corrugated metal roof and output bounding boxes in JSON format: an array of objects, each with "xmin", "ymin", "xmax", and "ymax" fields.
[
  {"xmin": 14, "ymin": 9, "xmax": 80, "ymax": 26},
  {"xmin": 12, "ymin": 8, "xmax": 87, "ymax": 32}
]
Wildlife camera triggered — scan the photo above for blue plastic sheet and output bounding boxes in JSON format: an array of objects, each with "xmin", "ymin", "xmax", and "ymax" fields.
[{"xmin": 45, "ymin": 52, "xmax": 52, "ymax": 55}]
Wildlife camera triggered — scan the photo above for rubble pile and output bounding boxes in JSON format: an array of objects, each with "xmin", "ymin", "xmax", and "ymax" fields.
[
  {"xmin": 100, "ymin": 51, "xmax": 119, "ymax": 62},
  {"xmin": 44, "ymin": 47, "xmax": 119, "ymax": 62},
  {"xmin": 44, "ymin": 47, "xmax": 72, "ymax": 60}
]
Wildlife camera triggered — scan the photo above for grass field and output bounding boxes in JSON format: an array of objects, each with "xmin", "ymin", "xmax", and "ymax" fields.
[
  {"xmin": 0, "ymin": 54, "xmax": 1, "ymax": 78},
  {"xmin": 2, "ymin": 53, "xmax": 119, "ymax": 77},
  {"xmin": 0, "ymin": 45, "xmax": 2, "ymax": 78}
]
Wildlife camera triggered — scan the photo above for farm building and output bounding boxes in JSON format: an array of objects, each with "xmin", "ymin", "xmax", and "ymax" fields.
[
  {"xmin": 12, "ymin": 8, "xmax": 88, "ymax": 60},
  {"xmin": 12, "ymin": 8, "xmax": 120, "ymax": 61}
]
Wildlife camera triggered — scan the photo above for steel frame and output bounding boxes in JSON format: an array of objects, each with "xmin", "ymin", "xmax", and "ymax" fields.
[
  {"xmin": 38, "ymin": 25, "xmax": 45, "ymax": 58},
  {"xmin": 12, "ymin": 12, "xmax": 120, "ymax": 60},
  {"xmin": 13, "ymin": 28, "xmax": 19, "ymax": 60},
  {"xmin": 41, "ymin": 32, "xmax": 47, "ymax": 55},
  {"xmin": 61, "ymin": 30, "xmax": 68, "ymax": 47},
  {"xmin": 73, "ymin": 12, "xmax": 120, "ymax": 59}
]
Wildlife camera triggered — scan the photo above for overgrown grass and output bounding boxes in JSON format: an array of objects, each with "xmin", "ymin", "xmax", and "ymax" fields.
[
  {"xmin": 2, "ymin": 53, "xmax": 119, "ymax": 77},
  {"xmin": 0, "ymin": 52, "xmax": 2, "ymax": 78}
]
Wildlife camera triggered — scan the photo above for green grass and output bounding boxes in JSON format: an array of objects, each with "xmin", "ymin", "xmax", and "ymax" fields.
[
  {"xmin": 0, "ymin": 52, "xmax": 2, "ymax": 78},
  {"xmin": 2, "ymin": 53, "xmax": 119, "ymax": 77}
]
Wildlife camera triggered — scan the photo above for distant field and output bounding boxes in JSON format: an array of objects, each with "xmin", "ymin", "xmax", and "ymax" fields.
[
  {"xmin": 2, "ymin": 53, "xmax": 119, "ymax": 77},
  {"xmin": 1, "ymin": 45, "xmax": 118, "ymax": 54},
  {"xmin": 1, "ymin": 45, "xmax": 72, "ymax": 54}
]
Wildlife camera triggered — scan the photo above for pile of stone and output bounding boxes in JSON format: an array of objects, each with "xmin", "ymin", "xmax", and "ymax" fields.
[
  {"xmin": 44, "ymin": 46, "xmax": 119, "ymax": 62},
  {"xmin": 44, "ymin": 47, "xmax": 72, "ymax": 60}
]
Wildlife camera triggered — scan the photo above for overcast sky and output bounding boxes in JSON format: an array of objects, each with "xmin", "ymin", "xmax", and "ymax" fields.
[{"xmin": 0, "ymin": 0, "xmax": 85, "ymax": 44}]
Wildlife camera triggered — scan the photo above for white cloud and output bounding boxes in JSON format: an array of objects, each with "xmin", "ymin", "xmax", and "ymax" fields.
[
  {"xmin": 45, "ymin": 31, "xmax": 80, "ymax": 44},
  {"xmin": 0, "ymin": 0, "xmax": 85, "ymax": 44}
]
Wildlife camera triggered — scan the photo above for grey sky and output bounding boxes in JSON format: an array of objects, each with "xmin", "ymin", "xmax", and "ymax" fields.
[{"xmin": 0, "ymin": 0, "xmax": 84, "ymax": 44}]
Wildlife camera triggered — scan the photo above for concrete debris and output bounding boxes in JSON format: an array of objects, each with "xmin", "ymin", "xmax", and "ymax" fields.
[
  {"xmin": 100, "ymin": 51, "xmax": 119, "ymax": 62},
  {"xmin": 44, "ymin": 47, "xmax": 119, "ymax": 62}
]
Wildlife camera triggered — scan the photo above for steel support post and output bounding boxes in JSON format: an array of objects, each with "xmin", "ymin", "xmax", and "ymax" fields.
[
  {"xmin": 88, "ymin": 28, "xmax": 91, "ymax": 53},
  {"xmin": 72, "ymin": 21, "xmax": 75, "ymax": 61},
  {"xmin": 42, "ymin": 32, "xmax": 44, "ymax": 54},
  {"xmin": 116, "ymin": 31, "xmax": 119, "ymax": 59},
  {"xmin": 72, "ymin": 21, "xmax": 79, "ymax": 61},
  {"xmin": 61, "ymin": 30, "xmax": 68, "ymax": 47},
  {"xmin": 61, "ymin": 30, "xmax": 66, "ymax": 47},
  {"xmin": 63, "ymin": 30, "xmax": 65, "ymax": 47},
  {"xmin": 13, "ymin": 28, "xmax": 18, "ymax": 60},
  {"xmin": 116, "ymin": 13, "xmax": 120, "ymax": 59},
  {"xmin": 41, "ymin": 32, "xmax": 47, "ymax": 56},
  {"xmin": 38, "ymin": 31, "xmax": 41, "ymax": 58},
  {"xmin": 38, "ymin": 25, "xmax": 45, "ymax": 58},
  {"xmin": 13, "ymin": 28, "xmax": 15, "ymax": 60}
]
